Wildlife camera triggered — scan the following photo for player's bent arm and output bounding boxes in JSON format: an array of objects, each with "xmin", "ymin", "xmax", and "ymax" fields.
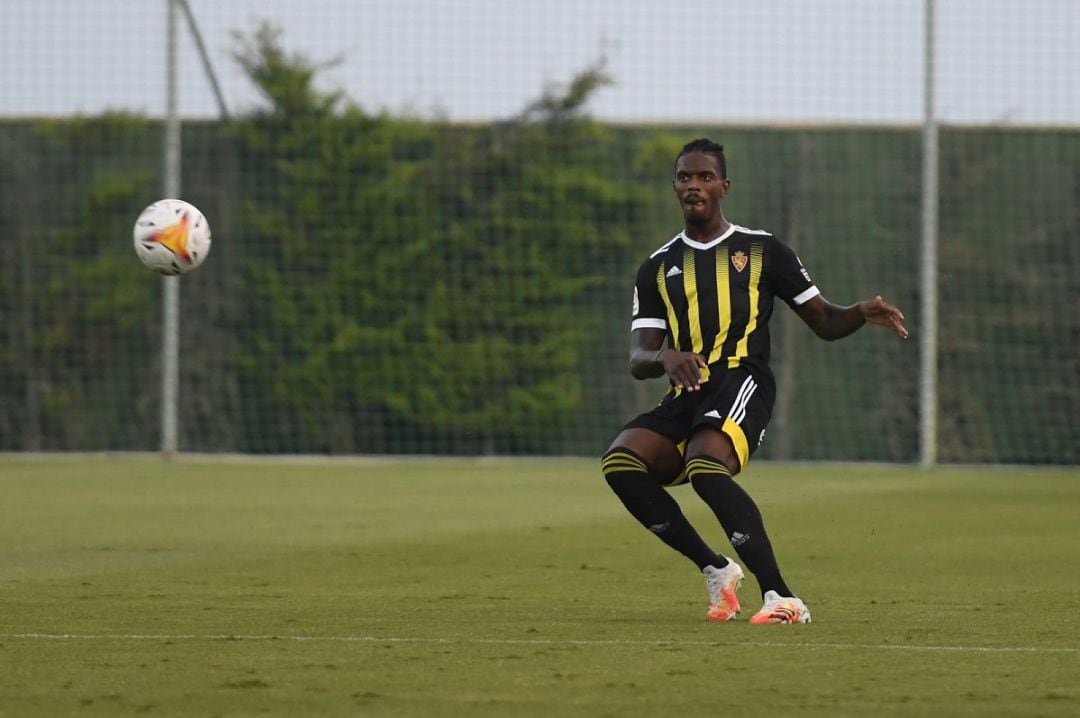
[
  {"xmin": 630, "ymin": 328, "xmax": 709, "ymax": 390},
  {"xmin": 795, "ymin": 294, "xmax": 909, "ymax": 341},
  {"xmin": 629, "ymin": 327, "xmax": 668, "ymax": 379}
]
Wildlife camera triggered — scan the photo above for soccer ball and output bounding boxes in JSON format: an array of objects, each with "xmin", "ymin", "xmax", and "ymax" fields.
[{"xmin": 133, "ymin": 199, "xmax": 212, "ymax": 275}]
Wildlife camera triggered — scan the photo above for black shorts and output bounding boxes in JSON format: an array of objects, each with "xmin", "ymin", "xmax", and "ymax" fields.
[{"xmin": 622, "ymin": 366, "xmax": 775, "ymax": 483}]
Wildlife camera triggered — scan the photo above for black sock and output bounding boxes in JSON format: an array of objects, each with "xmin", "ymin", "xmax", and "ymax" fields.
[
  {"xmin": 602, "ymin": 448, "xmax": 727, "ymax": 572},
  {"xmin": 686, "ymin": 455, "xmax": 792, "ymax": 597}
]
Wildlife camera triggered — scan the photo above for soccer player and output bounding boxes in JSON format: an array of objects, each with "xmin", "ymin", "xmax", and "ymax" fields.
[{"xmin": 601, "ymin": 138, "xmax": 908, "ymax": 624}]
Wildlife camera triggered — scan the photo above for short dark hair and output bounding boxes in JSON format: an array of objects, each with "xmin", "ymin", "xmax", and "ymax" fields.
[{"xmin": 675, "ymin": 138, "xmax": 727, "ymax": 179}]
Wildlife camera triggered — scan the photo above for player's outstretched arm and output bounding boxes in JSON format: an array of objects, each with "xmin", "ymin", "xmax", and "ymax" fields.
[
  {"xmin": 795, "ymin": 294, "xmax": 909, "ymax": 341},
  {"xmin": 859, "ymin": 295, "xmax": 909, "ymax": 338}
]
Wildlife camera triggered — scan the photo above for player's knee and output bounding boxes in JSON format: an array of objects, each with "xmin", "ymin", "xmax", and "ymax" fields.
[
  {"xmin": 601, "ymin": 447, "xmax": 649, "ymax": 484},
  {"xmin": 685, "ymin": 454, "xmax": 738, "ymax": 492}
]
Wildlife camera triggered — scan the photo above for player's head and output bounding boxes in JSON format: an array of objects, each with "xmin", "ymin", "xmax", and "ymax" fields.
[
  {"xmin": 673, "ymin": 138, "xmax": 730, "ymax": 226},
  {"xmin": 675, "ymin": 138, "xmax": 727, "ymax": 179}
]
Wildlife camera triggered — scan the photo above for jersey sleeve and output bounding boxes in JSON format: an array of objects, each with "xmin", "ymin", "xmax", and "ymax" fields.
[
  {"xmin": 767, "ymin": 236, "xmax": 820, "ymax": 308},
  {"xmin": 630, "ymin": 257, "xmax": 667, "ymax": 331}
]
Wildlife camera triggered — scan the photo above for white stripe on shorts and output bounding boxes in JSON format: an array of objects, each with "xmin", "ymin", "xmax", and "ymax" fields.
[{"xmin": 726, "ymin": 376, "xmax": 758, "ymax": 425}]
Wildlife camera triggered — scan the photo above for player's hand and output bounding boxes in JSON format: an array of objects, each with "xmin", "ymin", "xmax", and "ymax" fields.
[
  {"xmin": 861, "ymin": 295, "xmax": 908, "ymax": 339},
  {"xmin": 660, "ymin": 350, "xmax": 708, "ymax": 391}
]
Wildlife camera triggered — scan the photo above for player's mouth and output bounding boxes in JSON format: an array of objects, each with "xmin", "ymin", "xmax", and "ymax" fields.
[{"xmin": 683, "ymin": 195, "xmax": 705, "ymax": 208}]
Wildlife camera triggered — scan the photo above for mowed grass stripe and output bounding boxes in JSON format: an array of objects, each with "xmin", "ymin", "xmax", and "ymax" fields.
[{"xmin": 5, "ymin": 632, "xmax": 1079, "ymax": 654}]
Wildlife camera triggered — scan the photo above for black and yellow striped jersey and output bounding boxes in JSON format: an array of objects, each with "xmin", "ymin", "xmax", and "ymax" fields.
[{"xmin": 631, "ymin": 224, "xmax": 819, "ymax": 386}]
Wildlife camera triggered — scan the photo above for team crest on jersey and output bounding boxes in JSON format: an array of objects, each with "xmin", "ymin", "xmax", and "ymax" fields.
[{"xmin": 731, "ymin": 250, "xmax": 748, "ymax": 273}]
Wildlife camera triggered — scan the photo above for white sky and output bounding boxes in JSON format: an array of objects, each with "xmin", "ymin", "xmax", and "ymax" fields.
[{"xmin": 2, "ymin": 0, "xmax": 1078, "ymax": 125}]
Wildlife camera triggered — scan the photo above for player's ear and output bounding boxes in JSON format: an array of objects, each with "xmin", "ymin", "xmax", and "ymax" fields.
[{"xmin": 720, "ymin": 178, "xmax": 731, "ymax": 196}]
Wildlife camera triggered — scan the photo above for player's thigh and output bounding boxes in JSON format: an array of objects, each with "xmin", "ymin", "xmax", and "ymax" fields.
[
  {"xmin": 606, "ymin": 427, "xmax": 684, "ymax": 484},
  {"xmin": 686, "ymin": 370, "xmax": 773, "ymax": 474},
  {"xmin": 686, "ymin": 427, "xmax": 740, "ymax": 475}
]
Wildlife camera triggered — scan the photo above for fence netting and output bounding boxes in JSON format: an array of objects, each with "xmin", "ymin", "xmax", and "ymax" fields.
[{"xmin": 1, "ymin": 1, "xmax": 1076, "ymax": 462}]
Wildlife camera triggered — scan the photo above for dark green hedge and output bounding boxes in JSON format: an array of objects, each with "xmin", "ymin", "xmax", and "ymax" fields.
[{"xmin": 1, "ymin": 114, "xmax": 1076, "ymax": 463}]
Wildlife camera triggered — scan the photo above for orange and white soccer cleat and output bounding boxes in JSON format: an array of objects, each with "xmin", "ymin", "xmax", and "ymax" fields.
[
  {"xmin": 703, "ymin": 560, "xmax": 744, "ymax": 622},
  {"xmin": 749, "ymin": 590, "xmax": 812, "ymax": 624}
]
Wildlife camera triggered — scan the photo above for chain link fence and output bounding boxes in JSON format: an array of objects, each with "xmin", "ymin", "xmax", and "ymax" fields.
[{"xmin": 1, "ymin": 1, "xmax": 1076, "ymax": 462}]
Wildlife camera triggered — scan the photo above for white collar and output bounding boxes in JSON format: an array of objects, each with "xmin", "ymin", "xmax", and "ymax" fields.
[{"xmin": 677, "ymin": 224, "xmax": 737, "ymax": 250}]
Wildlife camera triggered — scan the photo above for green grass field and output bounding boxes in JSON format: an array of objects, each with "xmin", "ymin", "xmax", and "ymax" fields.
[{"xmin": 1, "ymin": 457, "xmax": 1078, "ymax": 717}]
